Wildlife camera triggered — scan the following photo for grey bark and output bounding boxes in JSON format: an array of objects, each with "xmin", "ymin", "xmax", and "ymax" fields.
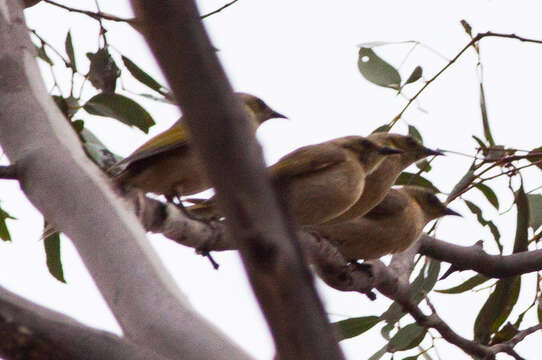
[{"xmin": 0, "ymin": 2, "xmax": 251, "ymax": 359}]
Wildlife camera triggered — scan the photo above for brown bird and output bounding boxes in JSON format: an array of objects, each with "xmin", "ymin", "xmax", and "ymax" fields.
[
  {"xmin": 110, "ymin": 93, "xmax": 286, "ymax": 200},
  {"xmin": 188, "ymin": 136, "xmax": 402, "ymax": 225},
  {"xmin": 310, "ymin": 186, "xmax": 460, "ymax": 261},
  {"xmin": 324, "ymin": 133, "xmax": 442, "ymax": 224}
]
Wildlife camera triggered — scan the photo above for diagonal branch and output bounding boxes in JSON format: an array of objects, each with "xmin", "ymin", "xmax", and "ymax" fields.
[
  {"xmin": 0, "ymin": 285, "xmax": 168, "ymax": 360},
  {"xmin": 129, "ymin": 1, "xmax": 345, "ymax": 359},
  {"xmin": 419, "ymin": 235, "xmax": 542, "ymax": 278}
]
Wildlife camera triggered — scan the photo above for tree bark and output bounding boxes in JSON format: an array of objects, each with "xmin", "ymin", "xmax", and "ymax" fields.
[
  {"xmin": 0, "ymin": 285, "xmax": 168, "ymax": 360},
  {"xmin": 0, "ymin": 2, "xmax": 250, "ymax": 359}
]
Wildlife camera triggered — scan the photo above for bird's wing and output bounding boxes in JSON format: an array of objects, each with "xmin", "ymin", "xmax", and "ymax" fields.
[
  {"xmin": 112, "ymin": 122, "xmax": 190, "ymax": 170},
  {"xmin": 364, "ymin": 189, "xmax": 409, "ymax": 218},
  {"xmin": 270, "ymin": 144, "xmax": 346, "ymax": 180}
]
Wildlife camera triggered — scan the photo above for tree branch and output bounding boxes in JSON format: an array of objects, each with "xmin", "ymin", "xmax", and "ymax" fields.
[
  {"xmin": 0, "ymin": 165, "xmax": 18, "ymax": 180},
  {"xmin": 419, "ymin": 235, "xmax": 542, "ymax": 278},
  {"xmin": 42, "ymin": 0, "xmax": 136, "ymax": 23},
  {"xmin": 129, "ymin": 1, "xmax": 345, "ymax": 359},
  {"xmin": 136, "ymin": 199, "xmax": 542, "ymax": 359},
  {"xmin": 0, "ymin": 285, "xmax": 168, "ymax": 360},
  {"xmin": 0, "ymin": 2, "xmax": 250, "ymax": 359}
]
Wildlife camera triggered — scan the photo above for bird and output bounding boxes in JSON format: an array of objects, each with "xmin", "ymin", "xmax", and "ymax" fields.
[
  {"xmin": 110, "ymin": 93, "xmax": 287, "ymax": 201},
  {"xmin": 187, "ymin": 136, "xmax": 403, "ymax": 225},
  {"xmin": 309, "ymin": 186, "xmax": 460, "ymax": 261},
  {"xmin": 322, "ymin": 132, "xmax": 443, "ymax": 224}
]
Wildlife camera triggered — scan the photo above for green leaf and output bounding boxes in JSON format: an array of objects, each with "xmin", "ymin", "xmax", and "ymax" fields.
[
  {"xmin": 475, "ymin": 183, "xmax": 499, "ymax": 210},
  {"xmin": 538, "ymin": 297, "xmax": 542, "ymax": 323},
  {"xmin": 0, "ymin": 206, "xmax": 15, "ymax": 241},
  {"xmin": 84, "ymin": 93, "xmax": 155, "ymax": 133},
  {"xmin": 472, "ymin": 135, "xmax": 487, "ymax": 152},
  {"xmin": 473, "ymin": 277, "xmax": 521, "ymax": 344},
  {"xmin": 402, "ymin": 356, "xmax": 419, "ymax": 360},
  {"xmin": 479, "ymin": 83, "xmax": 495, "ymax": 146},
  {"xmin": 527, "ymin": 194, "xmax": 542, "ymax": 231},
  {"xmin": 368, "ymin": 345, "xmax": 388, "ymax": 360},
  {"xmin": 422, "ymin": 259, "xmax": 441, "ymax": 293},
  {"xmin": 514, "ymin": 185, "xmax": 529, "ymax": 253},
  {"xmin": 394, "ymin": 172, "xmax": 439, "ymax": 192},
  {"xmin": 65, "ymin": 30, "xmax": 77, "ymax": 72},
  {"xmin": 387, "ymin": 323, "xmax": 427, "ymax": 352},
  {"xmin": 334, "ymin": 316, "xmax": 381, "ymax": 340},
  {"xmin": 358, "ymin": 47, "xmax": 401, "ymax": 89},
  {"xmin": 404, "ymin": 66, "xmax": 423, "ymax": 85},
  {"xmin": 436, "ymin": 274, "xmax": 490, "ymax": 294},
  {"xmin": 87, "ymin": 48, "xmax": 120, "ymax": 93},
  {"xmin": 491, "ymin": 322, "xmax": 518, "ymax": 345},
  {"xmin": 408, "ymin": 125, "xmax": 423, "ymax": 143},
  {"xmin": 464, "ymin": 200, "xmax": 503, "ymax": 253},
  {"xmin": 460, "ymin": 19, "xmax": 473, "ymax": 37},
  {"xmin": 447, "ymin": 168, "xmax": 475, "ymax": 202},
  {"xmin": 72, "ymin": 119, "xmax": 84, "ymax": 133},
  {"xmin": 381, "ymin": 261, "xmax": 432, "ymax": 328},
  {"xmin": 121, "ymin": 56, "xmax": 168, "ymax": 95},
  {"xmin": 43, "ymin": 225, "xmax": 66, "ymax": 283},
  {"xmin": 34, "ymin": 43, "xmax": 53, "ymax": 65},
  {"xmin": 372, "ymin": 124, "xmax": 390, "ymax": 134}
]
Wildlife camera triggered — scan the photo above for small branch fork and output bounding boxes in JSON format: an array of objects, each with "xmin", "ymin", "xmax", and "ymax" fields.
[
  {"xmin": 41, "ymin": 0, "xmax": 240, "ymax": 24},
  {"xmin": 389, "ymin": 31, "xmax": 542, "ymax": 128}
]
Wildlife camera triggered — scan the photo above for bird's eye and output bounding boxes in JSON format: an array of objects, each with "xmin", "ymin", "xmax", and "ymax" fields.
[
  {"xmin": 406, "ymin": 137, "xmax": 418, "ymax": 147},
  {"xmin": 254, "ymin": 98, "xmax": 266, "ymax": 111},
  {"xmin": 426, "ymin": 193, "xmax": 440, "ymax": 205}
]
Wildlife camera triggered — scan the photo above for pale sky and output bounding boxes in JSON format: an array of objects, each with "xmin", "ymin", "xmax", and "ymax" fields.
[{"xmin": 1, "ymin": 1, "xmax": 541, "ymax": 359}]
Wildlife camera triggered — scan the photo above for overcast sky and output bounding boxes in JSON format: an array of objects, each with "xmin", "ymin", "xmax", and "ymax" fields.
[{"xmin": 1, "ymin": 1, "xmax": 541, "ymax": 359}]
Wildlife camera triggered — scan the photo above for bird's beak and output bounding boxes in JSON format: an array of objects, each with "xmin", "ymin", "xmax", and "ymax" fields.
[
  {"xmin": 269, "ymin": 110, "xmax": 288, "ymax": 120},
  {"xmin": 378, "ymin": 146, "xmax": 404, "ymax": 155},
  {"xmin": 423, "ymin": 147, "xmax": 444, "ymax": 156},
  {"xmin": 443, "ymin": 207, "xmax": 462, "ymax": 217}
]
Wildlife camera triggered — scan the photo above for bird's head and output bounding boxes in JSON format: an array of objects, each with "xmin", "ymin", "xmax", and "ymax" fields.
[
  {"xmin": 236, "ymin": 92, "xmax": 287, "ymax": 125},
  {"xmin": 404, "ymin": 186, "xmax": 460, "ymax": 223},
  {"xmin": 369, "ymin": 133, "xmax": 443, "ymax": 165},
  {"xmin": 338, "ymin": 136, "xmax": 403, "ymax": 173}
]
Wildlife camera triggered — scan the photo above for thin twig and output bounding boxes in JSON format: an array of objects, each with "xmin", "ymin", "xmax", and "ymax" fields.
[
  {"xmin": 389, "ymin": 32, "xmax": 542, "ymax": 128},
  {"xmin": 200, "ymin": 0, "xmax": 240, "ymax": 19},
  {"xmin": 43, "ymin": 0, "xmax": 135, "ymax": 23}
]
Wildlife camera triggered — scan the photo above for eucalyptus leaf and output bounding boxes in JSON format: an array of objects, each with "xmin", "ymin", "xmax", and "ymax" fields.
[
  {"xmin": 436, "ymin": 274, "xmax": 490, "ymax": 294},
  {"xmin": 65, "ymin": 30, "xmax": 76, "ymax": 72},
  {"xmin": 387, "ymin": 323, "xmax": 427, "ymax": 352},
  {"xmin": 84, "ymin": 93, "xmax": 155, "ymax": 133},
  {"xmin": 358, "ymin": 47, "xmax": 401, "ymax": 89},
  {"xmin": 0, "ymin": 206, "xmax": 15, "ymax": 242},
  {"xmin": 463, "ymin": 199, "xmax": 502, "ymax": 253},
  {"xmin": 404, "ymin": 66, "xmax": 423, "ymax": 85},
  {"xmin": 527, "ymin": 194, "xmax": 542, "ymax": 231},
  {"xmin": 87, "ymin": 48, "xmax": 120, "ymax": 93},
  {"xmin": 475, "ymin": 183, "xmax": 499, "ymax": 210},
  {"xmin": 43, "ymin": 223, "xmax": 66, "ymax": 283},
  {"xmin": 334, "ymin": 316, "xmax": 381, "ymax": 340},
  {"xmin": 121, "ymin": 55, "xmax": 169, "ymax": 95},
  {"xmin": 395, "ymin": 172, "xmax": 439, "ymax": 192},
  {"xmin": 408, "ymin": 125, "xmax": 423, "ymax": 143}
]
